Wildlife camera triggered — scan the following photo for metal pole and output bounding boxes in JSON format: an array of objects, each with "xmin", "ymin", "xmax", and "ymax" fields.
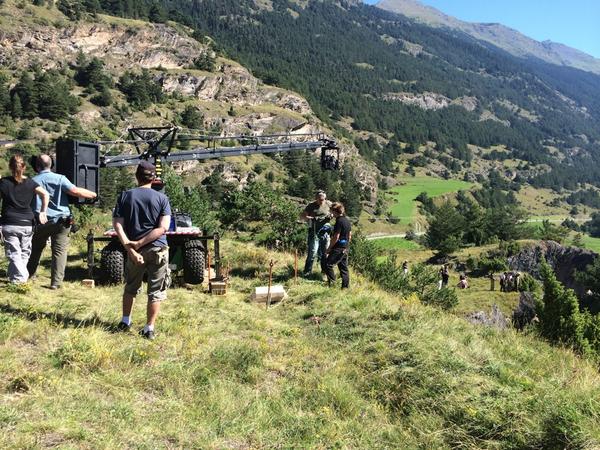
[
  {"xmin": 294, "ymin": 249, "xmax": 298, "ymax": 285},
  {"xmin": 207, "ymin": 250, "xmax": 211, "ymax": 282},
  {"xmin": 214, "ymin": 233, "xmax": 221, "ymax": 278},
  {"xmin": 266, "ymin": 260, "xmax": 274, "ymax": 310},
  {"xmin": 86, "ymin": 231, "xmax": 95, "ymax": 279}
]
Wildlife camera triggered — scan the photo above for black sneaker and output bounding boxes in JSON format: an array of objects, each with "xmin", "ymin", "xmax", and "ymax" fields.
[
  {"xmin": 140, "ymin": 329, "xmax": 155, "ymax": 340},
  {"xmin": 117, "ymin": 321, "xmax": 131, "ymax": 332}
]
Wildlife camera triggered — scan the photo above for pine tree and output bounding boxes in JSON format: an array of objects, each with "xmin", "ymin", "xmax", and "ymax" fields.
[
  {"xmin": 425, "ymin": 201, "xmax": 465, "ymax": 256},
  {"xmin": 538, "ymin": 261, "xmax": 591, "ymax": 354},
  {"xmin": 340, "ymin": 166, "xmax": 362, "ymax": 218},
  {"xmin": 11, "ymin": 93, "xmax": 22, "ymax": 119},
  {"xmin": 148, "ymin": 2, "xmax": 166, "ymax": 23},
  {"xmin": 13, "ymin": 72, "xmax": 38, "ymax": 118},
  {"xmin": 0, "ymin": 74, "xmax": 10, "ymax": 117},
  {"xmin": 179, "ymin": 105, "xmax": 204, "ymax": 129}
]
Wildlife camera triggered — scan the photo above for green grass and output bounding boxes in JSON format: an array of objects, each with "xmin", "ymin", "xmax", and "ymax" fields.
[
  {"xmin": 370, "ymin": 237, "xmax": 421, "ymax": 251},
  {"xmin": 1, "ymin": 240, "xmax": 600, "ymax": 448},
  {"xmin": 581, "ymin": 235, "xmax": 600, "ymax": 253},
  {"xmin": 388, "ymin": 176, "xmax": 473, "ymax": 219}
]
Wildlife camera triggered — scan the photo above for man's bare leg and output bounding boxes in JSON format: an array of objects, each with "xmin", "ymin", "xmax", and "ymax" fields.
[
  {"xmin": 146, "ymin": 301, "xmax": 160, "ymax": 327},
  {"xmin": 122, "ymin": 293, "xmax": 135, "ymax": 317}
]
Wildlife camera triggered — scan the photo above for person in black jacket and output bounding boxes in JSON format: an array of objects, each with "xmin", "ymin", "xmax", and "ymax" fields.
[
  {"xmin": 324, "ymin": 202, "xmax": 352, "ymax": 289},
  {"xmin": 0, "ymin": 155, "xmax": 49, "ymax": 283}
]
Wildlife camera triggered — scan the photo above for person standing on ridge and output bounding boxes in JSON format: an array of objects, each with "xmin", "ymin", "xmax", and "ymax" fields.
[
  {"xmin": 27, "ymin": 154, "xmax": 97, "ymax": 290},
  {"xmin": 439, "ymin": 264, "xmax": 450, "ymax": 289},
  {"xmin": 325, "ymin": 202, "xmax": 352, "ymax": 289},
  {"xmin": 0, "ymin": 155, "xmax": 49, "ymax": 284},
  {"xmin": 113, "ymin": 161, "xmax": 172, "ymax": 340},
  {"xmin": 299, "ymin": 190, "xmax": 332, "ymax": 278}
]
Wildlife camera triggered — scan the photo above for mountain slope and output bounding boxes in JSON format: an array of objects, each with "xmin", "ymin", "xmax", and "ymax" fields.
[
  {"xmin": 1, "ymin": 241, "xmax": 599, "ymax": 448},
  {"xmin": 376, "ymin": 0, "xmax": 600, "ymax": 75},
  {"xmin": 133, "ymin": 0, "xmax": 600, "ymax": 191}
]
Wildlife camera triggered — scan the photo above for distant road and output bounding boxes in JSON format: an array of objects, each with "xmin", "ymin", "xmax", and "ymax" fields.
[
  {"xmin": 367, "ymin": 232, "xmax": 425, "ymax": 240},
  {"xmin": 526, "ymin": 217, "xmax": 590, "ymax": 223}
]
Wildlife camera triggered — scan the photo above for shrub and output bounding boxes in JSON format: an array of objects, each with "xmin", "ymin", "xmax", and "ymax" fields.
[
  {"xmin": 422, "ymin": 287, "xmax": 459, "ymax": 310},
  {"xmin": 518, "ymin": 273, "xmax": 540, "ymax": 294},
  {"xmin": 537, "ymin": 261, "xmax": 594, "ymax": 357}
]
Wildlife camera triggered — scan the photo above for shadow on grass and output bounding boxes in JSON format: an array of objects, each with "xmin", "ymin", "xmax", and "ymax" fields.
[{"xmin": 0, "ymin": 301, "xmax": 121, "ymax": 333}]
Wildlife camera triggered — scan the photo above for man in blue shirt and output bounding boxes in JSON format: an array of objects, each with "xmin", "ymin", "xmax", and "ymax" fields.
[
  {"xmin": 28, "ymin": 154, "xmax": 97, "ymax": 289},
  {"xmin": 113, "ymin": 161, "xmax": 172, "ymax": 340}
]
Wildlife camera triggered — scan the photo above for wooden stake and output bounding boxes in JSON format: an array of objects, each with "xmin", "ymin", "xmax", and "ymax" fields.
[
  {"xmin": 294, "ymin": 249, "xmax": 298, "ymax": 285},
  {"xmin": 266, "ymin": 259, "xmax": 274, "ymax": 310},
  {"xmin": 207, "ymin": 250, "xmax": 211, "ymax": 282}
]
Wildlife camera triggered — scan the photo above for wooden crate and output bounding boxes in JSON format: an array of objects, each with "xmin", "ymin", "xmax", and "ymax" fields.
[{"xmin": 209, "ymin": 279, "xmax": 227, "ymax": 295}]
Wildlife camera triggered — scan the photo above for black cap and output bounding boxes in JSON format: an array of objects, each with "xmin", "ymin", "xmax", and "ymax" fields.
[{"xmin": 136, "ymin": 161, "xmax": 157, "ymax": 181}]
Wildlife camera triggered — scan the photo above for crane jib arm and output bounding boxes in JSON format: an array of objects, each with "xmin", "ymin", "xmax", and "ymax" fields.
[{"xmin": 102, "ymin": 140, "xmax": 328, "ymax": 168}]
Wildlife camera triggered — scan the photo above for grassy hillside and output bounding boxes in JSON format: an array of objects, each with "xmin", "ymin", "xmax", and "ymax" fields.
[
  {"xmin": 388, "ymin": 176, "xmax": 473, "ymax": 220},
  {"xmin": 1, "ymin": 241, "xmax": 599, "ymax": 448}
]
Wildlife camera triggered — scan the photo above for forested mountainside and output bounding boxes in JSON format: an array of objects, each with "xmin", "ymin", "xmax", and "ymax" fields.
[{"xmin": 62, "ymin": 0, "xmax": 600, "ymax": 193}]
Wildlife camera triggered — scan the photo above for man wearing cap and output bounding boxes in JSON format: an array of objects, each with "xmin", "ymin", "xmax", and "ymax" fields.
[
  {"xmin": 27, "ymin": 154, "xmax": 97, "ymax": 289},
  {"xmin": 299, "ymin": 190, "xmax": 332, "ymax": 278},
  {"xmin": 112, "ymin": 161, "xmax": 172, "ymax": 340}
]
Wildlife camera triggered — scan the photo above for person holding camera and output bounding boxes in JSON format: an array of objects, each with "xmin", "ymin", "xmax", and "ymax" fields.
[
  {"xmin": 27, "ymin": 154, "xmax": 97, "ymax": 290},
  {"xmin": 299, "ymin": 190, "xmax": 332, "ymax": 278}
]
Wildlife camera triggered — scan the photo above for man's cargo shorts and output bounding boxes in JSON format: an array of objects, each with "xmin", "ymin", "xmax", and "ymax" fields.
[{"xmin": 125, "ymin": 246, "xmax": 170, "ymax": 302}]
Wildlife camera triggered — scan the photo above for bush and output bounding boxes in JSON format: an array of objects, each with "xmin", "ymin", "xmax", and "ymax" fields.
[
  {"xmin": 422, "ymin": 287, "xmax": 459, "ymax": 310},
  {"xmin": 537, "ymin": 260, "xmax": 597, "ymax": 357},
  {"xmin": 477, "ymin": 256, "xmax": 508, "ymax": 274},
  {"xmin": 518, "ymin": 273, "xmax": 540, "ymax": 294}
]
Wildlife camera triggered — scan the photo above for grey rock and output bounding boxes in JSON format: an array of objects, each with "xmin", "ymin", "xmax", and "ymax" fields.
[{"xmin": 466, "ymin": 304, "xmax": 509, "ymax": 330}]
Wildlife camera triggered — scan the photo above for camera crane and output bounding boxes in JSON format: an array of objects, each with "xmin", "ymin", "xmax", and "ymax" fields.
[
  {"xmin": 56, "ymin": 125, "xmax": 340, "ymax": 286},
  {"xmin": 97, "ymin": 125, "xmax": 339, "ymax": 170}
]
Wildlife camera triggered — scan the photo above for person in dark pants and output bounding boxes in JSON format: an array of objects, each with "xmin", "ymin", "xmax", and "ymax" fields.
[
  {"xmin": 325, "ymin": 202, "xmax": 352, "ymax": 289},
  {"xmin": 299, "ymin": 190, "xmax": 332, "ymax": 277},
  {"xmin": 439, "ymin": 264, "xmax": 450, "ymax": 289},
  {"xmin": 27, "ymin": 155, "xmax": 97, "ymax": 289},
  {"xmin": 113, "ymin": 161, "xmax": 172, "ymax": 340}
]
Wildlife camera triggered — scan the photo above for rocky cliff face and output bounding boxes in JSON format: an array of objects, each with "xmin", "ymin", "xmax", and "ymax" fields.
[
  {"xmin": 0, "ymin": 17, "xmax": 312, "ymax": 115},
  {"xmin": 509, "ymin": 241, "xmax": 597, "ymax": 297}
]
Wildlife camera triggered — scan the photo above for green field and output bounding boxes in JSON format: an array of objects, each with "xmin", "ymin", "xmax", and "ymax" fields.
[
  {"xmin": 581, "ymin": 235, "xmax": 600, "ymax": 253},
  {"xmin": 388, "ymin": 176, "xmax": 473, "ymax": 219},
  {"xmin": 370, "ymin": 237, "xmax": 421, "ymax": 251}
]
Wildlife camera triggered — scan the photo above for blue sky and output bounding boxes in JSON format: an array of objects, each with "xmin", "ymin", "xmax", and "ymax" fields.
[{"xmin": 363, "ymin": 0, "xmax": 600, "ymax": 58}]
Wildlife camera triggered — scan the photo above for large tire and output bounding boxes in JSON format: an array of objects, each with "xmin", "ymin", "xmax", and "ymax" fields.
[
  {"xmin": 183, "ymin": 240, "xmax": 205, "ymax": 284},
  {"xmin": 100, "ymin": 241, "xmax": 125, "ymax": 285}
]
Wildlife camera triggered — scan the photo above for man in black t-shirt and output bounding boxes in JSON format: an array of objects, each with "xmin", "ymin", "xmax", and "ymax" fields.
[
  {"xmin": 112, "ymin": 161, "xmax": 172, "ymax": 340},
  {"xmin": 325, "ymin": 202, "xmax": 352, "ymax": 289}
]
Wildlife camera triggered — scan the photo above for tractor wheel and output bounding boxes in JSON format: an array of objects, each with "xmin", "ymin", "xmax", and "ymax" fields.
[
  {"xmin": 100, "ymin": 241, "xmax": 125, "ymax": 285},
  {"xmin": 183, "ymin": 240, "xmax": 205, "ymax": 284}
]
